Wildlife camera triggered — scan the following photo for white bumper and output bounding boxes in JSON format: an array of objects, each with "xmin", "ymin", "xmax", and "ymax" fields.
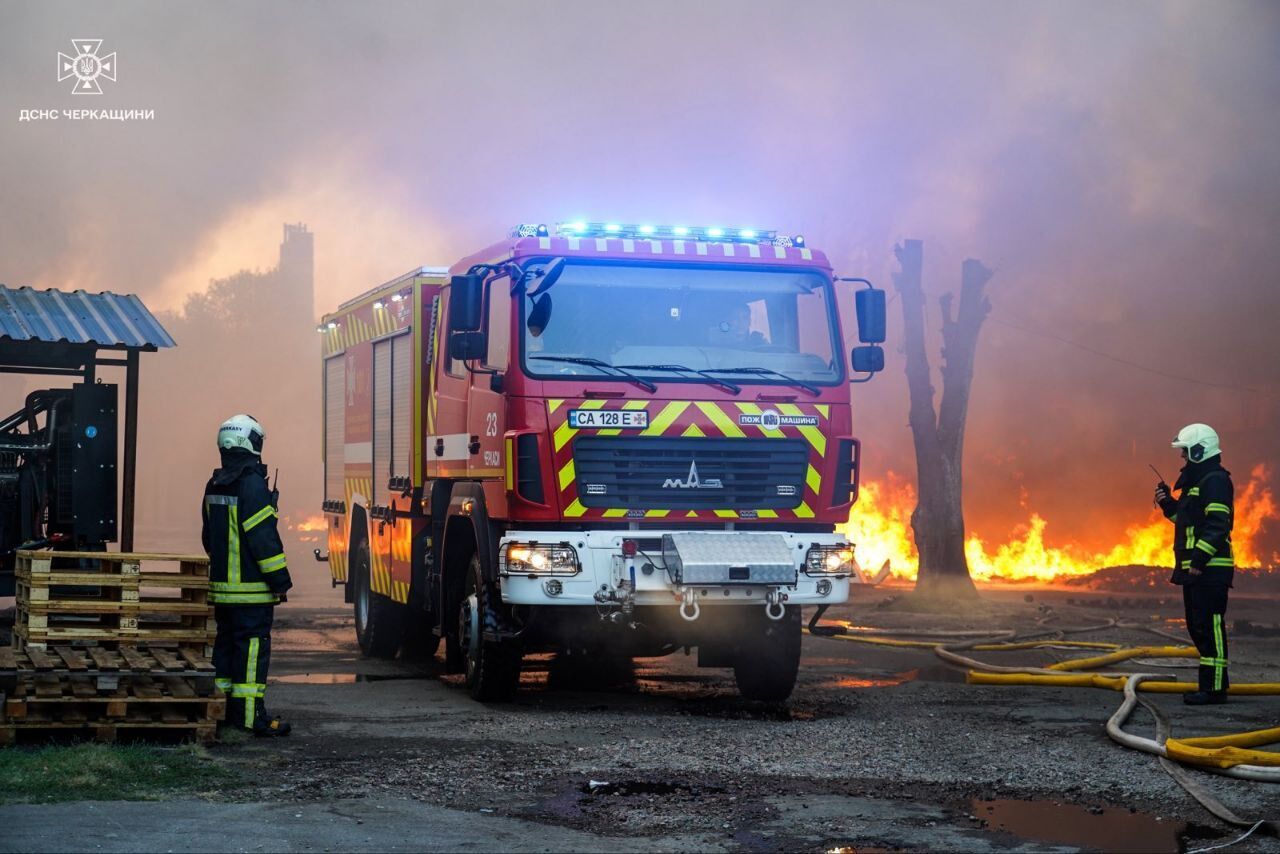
[{"xmin": 498, "ymin": 529, "xmax": 870, "ymax": 608}]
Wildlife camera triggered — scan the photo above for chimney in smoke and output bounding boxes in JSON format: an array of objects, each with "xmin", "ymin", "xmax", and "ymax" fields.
[{"xmin": 278, "ymin": 222, "xmax": 314, "ymax": 320}]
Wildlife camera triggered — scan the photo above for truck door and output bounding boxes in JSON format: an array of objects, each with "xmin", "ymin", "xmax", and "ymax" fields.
[
  {"xmin": 467, "ymin": 275, "xmax": 510, "ymax": 482},
  {"xmin": 427, "ymin": 289, "xmax": 471, "ymax": 479}
]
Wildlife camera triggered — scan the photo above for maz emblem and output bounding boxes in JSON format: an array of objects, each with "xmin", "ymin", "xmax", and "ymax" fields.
[{"xmin": 662, "ymin": 460, "xmax": 722, "ymax": 490}]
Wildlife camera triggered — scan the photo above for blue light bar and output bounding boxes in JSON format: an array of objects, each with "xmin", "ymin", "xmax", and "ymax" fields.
[{"xmin": 549, "ymin": 222, "xmax": 787, "ymax": 244}]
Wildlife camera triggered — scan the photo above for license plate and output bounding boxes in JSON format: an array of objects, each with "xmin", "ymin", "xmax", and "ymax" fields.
[{"xmin": 568, "ymin": 409, "xmax": 649, "ymax": 429}]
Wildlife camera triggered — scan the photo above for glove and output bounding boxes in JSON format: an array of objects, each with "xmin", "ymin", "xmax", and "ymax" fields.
[
  {"xmin": 1154, "ymin": 483, "xmax": 1171, "ymax": 504},
  {"xmin": 278, "ymin": 592, "xmax": 288, "ymax": 604}
]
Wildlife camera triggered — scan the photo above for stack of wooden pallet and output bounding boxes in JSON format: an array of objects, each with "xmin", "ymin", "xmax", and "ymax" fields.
[{"xmin": 2, "ymin": 551, "xmax": 222, "ymax": 745}]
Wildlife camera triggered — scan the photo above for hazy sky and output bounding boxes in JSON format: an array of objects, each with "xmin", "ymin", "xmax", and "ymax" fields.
[{"xmin": 2, "ymin": 0, "xmax": 1278, "ymax": 566}]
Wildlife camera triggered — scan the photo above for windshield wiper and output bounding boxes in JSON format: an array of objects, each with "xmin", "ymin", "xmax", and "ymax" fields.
[
  {"xmin": 615, "ymin": 363, "xmax": 741, "ymax": 395},
  {"xmin": 529, "ymin": 356, "xmax": 657, "ymax": 392},
  {"xmin": 705, "ymin": 366, "xmax": 820, "ymax": 396}
]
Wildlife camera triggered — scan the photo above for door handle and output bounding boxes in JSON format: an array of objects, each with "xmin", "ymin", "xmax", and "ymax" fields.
[
  {"xmin": 434, "ymin": 438, "xmax": 444, "ymax": 457},
  {"xmin": 469, "ymin": 435, "xmax": 481, "ymax": 455}
]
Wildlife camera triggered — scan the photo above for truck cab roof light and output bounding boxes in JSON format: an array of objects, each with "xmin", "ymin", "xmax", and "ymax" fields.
[
  {"xmin": 547, "ymin": 222, "xmax": 784, "ymax": 243},
  {"xmin": 512, "ymin": 223, "xmax": 551, "ymax": 238}
]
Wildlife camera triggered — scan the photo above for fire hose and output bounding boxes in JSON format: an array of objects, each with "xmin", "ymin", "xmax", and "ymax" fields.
[{"xmin": 807, "ymin": 616, "xmax": 1280, "ymax": 840}]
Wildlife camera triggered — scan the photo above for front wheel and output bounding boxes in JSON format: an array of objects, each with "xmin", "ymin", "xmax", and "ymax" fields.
[
  {"xmin": 733, "ymin": 606, "xmax": 802, "ymax": 701},
  {"xmin": 353, "ymin": 537, "xmax": 407, "ymax": 658},
  {"xmin": 458, "ymin": 554, "xmax": 522, "ymax": 701}
]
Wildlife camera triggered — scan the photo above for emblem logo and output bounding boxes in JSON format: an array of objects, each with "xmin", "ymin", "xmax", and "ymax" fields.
[
  {"xmin": 662, "ymin": 460, "xmax": 723, "ymax": 490},
  {"xmin": 58, "ymin": 39, "xmax": 117, "ymax": 95}
]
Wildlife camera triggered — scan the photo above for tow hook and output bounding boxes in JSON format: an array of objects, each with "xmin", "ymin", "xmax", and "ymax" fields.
[
  {"xmin": 679, "ymin": 588, "xmax": 701, "ymax": 622},
  {"xmin": 765, "ymin": 589, "xmax": 787, "ymax": 621}
]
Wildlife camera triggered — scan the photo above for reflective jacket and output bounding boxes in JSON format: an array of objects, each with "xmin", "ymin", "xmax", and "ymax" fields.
[
  {"xmin": 201, "ymin": 450, "xmax": 293, "ymax": 605},
  {"xmin": 1159, "ymin": 456, "xmax": 1234, "ymax": 587}
]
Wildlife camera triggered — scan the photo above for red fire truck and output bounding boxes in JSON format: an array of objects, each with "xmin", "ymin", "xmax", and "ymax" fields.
[{"xmin": 317, "ymin": 222, "xmax": 886, "ymax": 701}]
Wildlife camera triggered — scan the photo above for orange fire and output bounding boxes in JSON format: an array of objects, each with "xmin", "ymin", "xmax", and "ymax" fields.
[
  {"xmin": 839, "ymin": 464, "xmax": 1278, "ymax": 584},
  {"xmin": 292, "ymin": 515, "xmax": 328, "ymax": 533}
]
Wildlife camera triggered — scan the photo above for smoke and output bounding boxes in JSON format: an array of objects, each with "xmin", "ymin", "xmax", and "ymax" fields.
[{"xmin": 2, "ymin": 0, "xmax": 1278, "ymax": 590}]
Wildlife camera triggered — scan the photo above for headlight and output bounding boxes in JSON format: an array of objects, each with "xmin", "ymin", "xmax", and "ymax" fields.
[
  {"xmin": 805, "ymin": 545, "xmax": 855, "ymax": 576},
  {"xmin": 500, "ymin": 543, "xmax": 580, "ymax": 576}
]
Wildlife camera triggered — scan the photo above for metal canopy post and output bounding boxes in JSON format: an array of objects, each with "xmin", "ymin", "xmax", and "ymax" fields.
[{"xmin": 121, "ymin": 349, "xmax": 139, "ymax": 552}]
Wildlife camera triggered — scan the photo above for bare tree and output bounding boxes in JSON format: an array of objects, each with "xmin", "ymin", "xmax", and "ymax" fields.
[{"xmin": 892, "ymin": 240, "xmax": 992, "ymax": 597}]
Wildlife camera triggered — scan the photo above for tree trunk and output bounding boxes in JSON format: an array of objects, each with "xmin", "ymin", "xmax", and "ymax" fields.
[{"xmin": 892, "ymin": 241, "xmax": 992, "ymax": 598}]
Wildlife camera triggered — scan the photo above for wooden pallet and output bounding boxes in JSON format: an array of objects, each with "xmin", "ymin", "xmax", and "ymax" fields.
[
  {"xmin": 0, "ymin": 718, "xmax": 217, "ymax": 746},
  {"xmin": 14, "ymin": 550, "xmax": 213, "ymax": 652},
  {"xmin": 0, "ymin": 645, "xmax": 217, "ymax": 695}
]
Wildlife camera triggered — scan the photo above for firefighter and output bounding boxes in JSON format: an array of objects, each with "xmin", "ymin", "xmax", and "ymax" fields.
[
  {"xmin": 1155, "ymin": 423, "xmax": 1234, "ymax": 705},
  {"xmin": 202, "ymin": 414, "xmax": 293, "ymax": 736}
]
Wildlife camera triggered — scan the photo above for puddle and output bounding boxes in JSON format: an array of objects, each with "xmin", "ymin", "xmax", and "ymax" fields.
[
  {"xmin": 271, "ymin": 672, "xmax": 426, "ymax": 684},
  {"xmin": 581, "ymin": 779, "xmax": 722, "ymax": 797},
  {"xmin": 973, "ymin": 798, "xmax": 1215, "ymax": 853}
]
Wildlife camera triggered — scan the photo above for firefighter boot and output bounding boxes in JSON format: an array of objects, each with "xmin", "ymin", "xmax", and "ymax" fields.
[{"xmin": 253, "ymin": 715, "xmax": 292, "ymax": 737}]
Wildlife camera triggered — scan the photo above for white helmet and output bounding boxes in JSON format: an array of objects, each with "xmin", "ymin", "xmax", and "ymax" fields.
[
  {"xmin": 1172, "ymin": 423, "xmax": 1220, "ymax": 463},
  {"xmin": 218, "ymin": 414, "xmax": 265, "ymax": 455}
]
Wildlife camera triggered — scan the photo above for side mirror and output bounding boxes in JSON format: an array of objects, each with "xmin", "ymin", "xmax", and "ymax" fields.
[
  {"xmin": 449, "ymin": 331, "xmax": 486, "ymax": 362},
  {"xmin": 855, "ymin": 287, "xmax": 886, "ymax": 344},
  {"xmin": 448, "ymin": 273, "xmax": 485, "ymax": 332},
  {"xmin": 851, "ymin": 345, "xmax": 884, "ymax": 376},
  {"xmin": 527, "ymin": 293, "xmax": 553, "ymax": 338},
  {"xmin": 529, "ymin": 258, "xmax": 565, "ymax": 295}
]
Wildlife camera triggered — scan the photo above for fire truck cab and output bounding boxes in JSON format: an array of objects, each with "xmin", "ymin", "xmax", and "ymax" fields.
[{"xmin": 318, "ymin": 222, "xmax": 886, "ymax": 701}]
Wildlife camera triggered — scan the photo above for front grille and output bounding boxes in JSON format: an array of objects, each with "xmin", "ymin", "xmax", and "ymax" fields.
[{"xmin": 573, "ymin": 436, "xmax": 808, "ymax": 510}]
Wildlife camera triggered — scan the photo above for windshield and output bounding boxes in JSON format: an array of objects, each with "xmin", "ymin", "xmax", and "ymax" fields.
[{"xmin": 521, "ymin": 263, "xmax": 843, "ymax": 385}]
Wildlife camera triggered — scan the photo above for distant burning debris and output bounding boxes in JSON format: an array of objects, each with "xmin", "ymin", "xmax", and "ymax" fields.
[{"xmin": 841, "ymin": 464, "xmax": 1277, "ymax": 584}]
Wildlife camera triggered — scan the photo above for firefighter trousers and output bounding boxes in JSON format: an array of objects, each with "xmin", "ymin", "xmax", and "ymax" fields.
[
  {"xmin": 1183, "ymin": 582, "xmax": 1229, "ymax": 694},
  {"xmin": 213, "ymin": 604, "xmax": 274, "ymax": 729}
]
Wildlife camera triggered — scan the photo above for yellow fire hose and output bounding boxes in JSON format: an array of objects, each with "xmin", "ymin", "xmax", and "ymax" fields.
[{"xmin": 807, "ymin": 615, "xmax": 1280, "ymax": 839}]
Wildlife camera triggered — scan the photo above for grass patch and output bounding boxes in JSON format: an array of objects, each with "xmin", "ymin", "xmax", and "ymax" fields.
[{"xmin": 0, "ymin": 742, "xmax": 240, "ymax": 803}]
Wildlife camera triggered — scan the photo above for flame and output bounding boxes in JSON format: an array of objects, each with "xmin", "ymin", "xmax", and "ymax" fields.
[
  {"xmin": 840, "ymin": 464, "xmax": 1277, "ymax": 584},
  {"xmin": 292, "ymin": 514, "xmax": 328, "ymax": 533}
]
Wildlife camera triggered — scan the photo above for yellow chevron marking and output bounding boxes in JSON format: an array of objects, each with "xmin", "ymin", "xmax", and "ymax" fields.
[
  {"xmin": 553, "ymin": 421, "xmax": 577, "ymax": 453},
  {"xmin": 505, "ymin": 438, "xmax": 514, "ymax": 490},
  {"xmin": 564, "ymin": 499, "xmax": 586, "ymax": 518},
  {"xmin": 714, "ymin": 510, "xmax": 738, "ymax": 519},
  {"xmin": 815, "ymin": 404, "xmax": 829, "ymax": 418},
  {"xmin": 806, "ymin": 464, "xmax": 822, "ymax": 495},
  {"xmin": 643, "ymin": 401, "xmax": 690, "ymax": 436},
  {"xmin": 603, "ymin": 508, "xmax": 627, "ymax": 518},
  {"xmin": 645, "ymin": 509, "xmax": 670, "ymax": 518},
  {"xmin": 548, "ymin": 399, "xmax": 564, "ymax": 415},
  {"xmin": 734, "ymin": 402, "xmax": 771, "ymax": 437},
  {"xmin": 778, "ymin": 403, "xmax": 827, "ymax": 456},
  {"xmin": 757, "ymin": 509, "xmax": 778, "ymax": 519},
  {"xmin": 696, "ymin": 402, "xmax": 746, "ymax": 438},
  {"xmin": 624, "ymin": 400, "xmax": 649, "ymax": 410},
  {"xmin": 795, "ymin": 501, "xmax": 815, "ymax": 518},
  {"xmin": 558, "ymin": 459, "xmax": 576, "ymax": 491},
  {"xmin": 681, "ymin": 423, "xmax": 706, "ymax": 437},
  {"xmin": 686, "ymin": 511, "xmax": 698, "ymax": 518}
]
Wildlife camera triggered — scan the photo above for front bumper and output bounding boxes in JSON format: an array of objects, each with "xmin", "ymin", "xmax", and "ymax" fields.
[{"xmin": 498, "ymin": 529, "xmax": 875, "ymax": 608}]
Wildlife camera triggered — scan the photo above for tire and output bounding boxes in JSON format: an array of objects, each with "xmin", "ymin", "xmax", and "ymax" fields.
[
  {"xmin": 458, "ymin": 553, "xmax": 522, "ymax": 701},
  {"xmin": 352, "ymin": 536, "xmax": 406, "ymax": 659},
  {"xmin": 733, "ymin": 605, "xmax": 802, "ymax": 702}
]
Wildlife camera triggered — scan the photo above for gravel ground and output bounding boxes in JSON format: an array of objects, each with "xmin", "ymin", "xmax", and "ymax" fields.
[{"xmin": 200, "ymin": 587, "xmax": 1280, "ymax": 852}]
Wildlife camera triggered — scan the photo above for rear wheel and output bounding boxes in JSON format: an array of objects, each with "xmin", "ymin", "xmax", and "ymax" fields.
[
  {"xmin": 733, "ymin": 606, "xmax": 802, "ymax": 701},
  {"xmin": 352, "ymin": 537, "xmax": 406, "ymax": 658},
  {"xmin": 458, "ymin": 553, "xmax": 522, "ymax": 701}
]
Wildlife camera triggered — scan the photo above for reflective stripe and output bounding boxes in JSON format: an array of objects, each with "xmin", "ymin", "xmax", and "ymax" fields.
[
  {"xmin": 1184, "ymin": 526, "xmax": 1196, "ymax": 550},
  {"xmin": 1180, "ymin": 560, "xmax": 1192, "ymax": 569},
  {"xmin": 228, "ymin": 505, "xmax": 241, "ymax": 585},
  {"xmin": 205, "ymin": 495, "xmax": 239, "ymax": 506},
  {"xmin": 1187, "ymin": 487, "xmax": 1200, "ymax": 496},
  {"xmin": 230, "ymin": 683, "xmax": 264, "ymax": 698},
  {"xmin": 1212, "ymin": 614, "xmax": 1226, "ymax": 692},
  {"xmin": 1207, "ymin": 557, "xmax": 1234, "ymax": 567},
  {"xmin": 245, "ymin": 638, "xmax": 260, "ymax": 727},
  {"xmin": 243, "ymin": 505, "xmax": 277, "ymax": 531},
  {"xmin": 1194, "ymin": 540, "xmax": 1217, "ymax": 555},
  {"xmin": 215, "ymin": 677, "xmax": 232, "ymax": 691},
  {"xmin": 211, "ymin": 591, "xmax": 280, "ymax": 605},
  {"xmin": 258, "ymin": 552, "xmax": 288, "ymax": 573},
  {"xmin": 211, "ymin": 580, "xmax": 272, "ymax": 593},
  {"xmin": 1205, "ymin": 503, "xmax": 1231, "ymax": 515}
]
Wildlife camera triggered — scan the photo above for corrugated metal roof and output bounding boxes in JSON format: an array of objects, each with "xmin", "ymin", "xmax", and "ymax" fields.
[{"xmin": 0, "ymin": 286, "xmax": 175, "ymax": 349}]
